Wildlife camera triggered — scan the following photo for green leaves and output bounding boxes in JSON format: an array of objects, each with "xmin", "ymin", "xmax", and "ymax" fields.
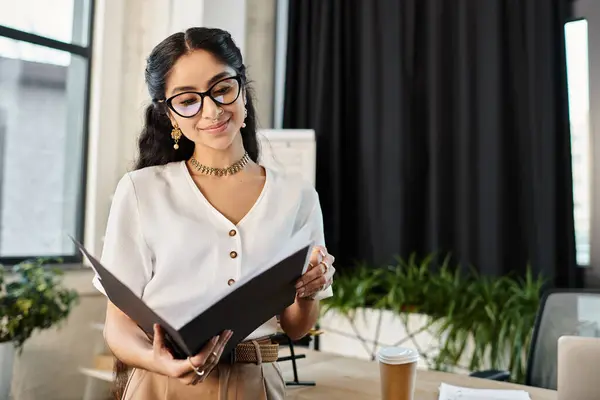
[
  {"xmin": 321, "ymin": 255, "xmax": 545, "ymax": 384},
  {"xmin": 0, "ymin": 258, "xmax": 79, "ymax": 351}
]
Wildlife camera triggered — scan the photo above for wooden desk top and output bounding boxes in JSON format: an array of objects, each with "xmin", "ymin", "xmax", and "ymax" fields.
[{"xmin": 278, "ymin": 349, "xmax": 557, "ymax": 400}]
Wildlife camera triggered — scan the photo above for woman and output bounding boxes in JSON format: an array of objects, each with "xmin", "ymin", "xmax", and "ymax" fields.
[{"xmin": 93, "ymin": 27, "xmax": 336, "ymax": 399}]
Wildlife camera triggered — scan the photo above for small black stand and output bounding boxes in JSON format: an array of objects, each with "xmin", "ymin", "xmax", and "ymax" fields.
[{"xmin": 273, "ymin": 333, "xmax": 316, "ymax": 387}]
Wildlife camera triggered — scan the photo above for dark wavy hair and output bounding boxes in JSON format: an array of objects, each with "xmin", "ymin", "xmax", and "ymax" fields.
[
  {"xmin": 113, "ymin": 27, "xmax": 259, "ymax": 399},
  {"xmin": 134, "ymin": 27, "xmax": 259, "ymax": 171}
]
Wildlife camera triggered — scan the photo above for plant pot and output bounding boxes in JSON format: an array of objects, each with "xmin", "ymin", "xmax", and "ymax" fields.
[
  {"xmin": 318, "ymin": 307, "xmax": 439, "ymax": 369},
  {"xmin": 0, "ymin": 341, "xmax": 15, "ymax": 399}
]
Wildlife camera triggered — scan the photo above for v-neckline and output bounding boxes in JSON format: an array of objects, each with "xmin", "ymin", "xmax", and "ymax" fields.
[{"xmin": 180, "ymin": 160, "xmax": 270, "ymax": 228}]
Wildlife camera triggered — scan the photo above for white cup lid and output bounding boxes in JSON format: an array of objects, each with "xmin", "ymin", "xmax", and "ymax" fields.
[{"xmin": 377, "ymin": 347, "xmax": 419, "ymax": 365}]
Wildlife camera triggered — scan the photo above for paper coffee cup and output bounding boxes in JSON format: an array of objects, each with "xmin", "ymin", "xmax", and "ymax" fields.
[{"xmin": 377, "ymin": 347, "xmax": 419, "ymax": 400}]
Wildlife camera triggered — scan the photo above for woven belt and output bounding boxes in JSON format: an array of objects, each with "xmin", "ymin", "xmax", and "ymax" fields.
[{"xmin": 225, "ymin": 340, "xmax": 279, "ymax": 364}]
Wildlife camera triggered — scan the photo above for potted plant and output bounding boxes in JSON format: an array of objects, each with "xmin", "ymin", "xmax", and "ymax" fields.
[
  {"xmin": 318, "ymin": 253, "xmax": 545, "ymax": 383},
  {"xmin": 318, "ymin": 256, "xmax": 444, "ymax": 369},
  {"xmin": 0, "ymin": 258, "xmax": 79, "ymax": 398}
]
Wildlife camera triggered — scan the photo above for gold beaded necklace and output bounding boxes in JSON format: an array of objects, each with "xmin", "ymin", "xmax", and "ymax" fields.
[{"xmin": 189, "ymin": 152, "xmax": 250, "ymax": 176}]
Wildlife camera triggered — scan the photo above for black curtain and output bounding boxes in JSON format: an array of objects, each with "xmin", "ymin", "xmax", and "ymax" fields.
[{"xmin": 283, "ymin": 0, "xmax": 578, "ymax": 286}]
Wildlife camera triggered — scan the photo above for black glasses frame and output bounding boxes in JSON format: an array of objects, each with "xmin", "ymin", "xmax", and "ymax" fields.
[{"xmin": 159, "ymin": 75, "xmax": 243, "ymax": 118}]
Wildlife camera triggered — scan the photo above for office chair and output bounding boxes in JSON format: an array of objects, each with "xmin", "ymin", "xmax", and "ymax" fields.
[{"xmin": 470, "ymin": 289, "xmax": 600, "ymax": 390}]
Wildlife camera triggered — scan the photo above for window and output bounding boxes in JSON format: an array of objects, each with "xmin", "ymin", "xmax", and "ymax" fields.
[
  {"xmin": 564, "ymin": 18, "xmax": 591, "ymax": 266},
  {"xmin": 0, "ymin": 0, "xmax": 94, "ymax": 264}
]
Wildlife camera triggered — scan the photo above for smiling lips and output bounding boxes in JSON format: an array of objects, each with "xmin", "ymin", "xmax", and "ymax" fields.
[{"xmin": 202, "ymin": 118, "xmax": 230, "ymax": 133}]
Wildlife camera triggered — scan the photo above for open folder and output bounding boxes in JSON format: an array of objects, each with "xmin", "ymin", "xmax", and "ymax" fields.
[{"xmin": 72, "ymin": 232, "xmax": 314, "ymax": 361}]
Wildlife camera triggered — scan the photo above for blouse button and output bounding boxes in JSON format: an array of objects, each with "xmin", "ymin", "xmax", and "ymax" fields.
[
  {"xmin": 228, "ymin": 278, "xmax": 236, "ymax": 286},
  {"xmin": 230, "ymin": 251, "xmax": 238, "ymax": 259},
  {"xmin": 229, "ymin": 229, "xmax": 237, "ymax": 237}
]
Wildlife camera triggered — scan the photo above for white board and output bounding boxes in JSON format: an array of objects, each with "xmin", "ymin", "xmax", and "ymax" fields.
[{"xmin": 257, "ymin": 129, "xmax": 316, "ymax": 186}]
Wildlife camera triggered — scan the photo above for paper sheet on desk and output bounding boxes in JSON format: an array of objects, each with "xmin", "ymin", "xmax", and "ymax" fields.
[{"xmin": 439, "ymin": 383, "xmax": 532, "ymax": 400}]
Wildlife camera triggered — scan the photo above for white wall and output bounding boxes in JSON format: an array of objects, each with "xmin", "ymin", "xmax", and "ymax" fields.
[
  {"xmin": 246, "ymin": 0, "xmax": 277, "ymax": 127},
  {"xmin": 170, "ymin": 0, "xmax": 205, "ymax": 34},
  {"xmin": 203, "ymin": 0, "xmax": 247, "ymax": 57}
]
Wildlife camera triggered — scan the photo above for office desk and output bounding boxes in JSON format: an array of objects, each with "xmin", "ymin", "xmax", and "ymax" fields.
[{"xmin": 278, "ymin": 349, "xmax": 557, "ymax": 400}]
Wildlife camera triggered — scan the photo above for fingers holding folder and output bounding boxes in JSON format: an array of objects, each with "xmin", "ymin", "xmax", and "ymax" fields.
[
  {"xmin": 151, "ymin": 324, "xmax": 233, "ymax": 385},
  {"xmin": 295, "ymin": 245, "xmax": 336, "ymax": 299}
]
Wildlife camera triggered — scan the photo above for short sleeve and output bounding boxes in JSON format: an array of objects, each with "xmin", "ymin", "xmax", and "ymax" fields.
[
  {"xmin": 306, "ymin": 188, "xmax": 333, "ymax": 301},
  {"xmin": 92, "ymin": 173, "xmax": 153, "ymax": 298}
]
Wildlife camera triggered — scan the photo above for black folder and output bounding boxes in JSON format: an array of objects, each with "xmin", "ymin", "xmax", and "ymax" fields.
[{"xmin": 73, "ymin": 238, "xmax": 313, "ymax": 361}]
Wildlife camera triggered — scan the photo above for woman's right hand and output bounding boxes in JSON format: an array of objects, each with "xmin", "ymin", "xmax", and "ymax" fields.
[{"xmin": 151, "ymin": 323, "xmax": 233, "ymax": 385}]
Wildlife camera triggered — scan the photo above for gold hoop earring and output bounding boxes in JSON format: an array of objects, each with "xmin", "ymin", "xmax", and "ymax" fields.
[{"xmin": 171, "ymin": 127, "xmax": 182, "ymax": 149}]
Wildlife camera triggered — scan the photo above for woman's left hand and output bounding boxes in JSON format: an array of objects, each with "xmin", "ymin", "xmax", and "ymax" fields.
[{"xmin": 295, "ymin": 245, "xmax": 336, "ymax": 299}]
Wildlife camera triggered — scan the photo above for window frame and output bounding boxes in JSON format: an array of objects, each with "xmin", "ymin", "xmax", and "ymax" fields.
[
  {"xmin": 564, "ymin": 15, "xmax": 592, "ymax": 268},
  {"xmin": 0, "ymin": 2, "xmax": 95, "ymax": 266}
]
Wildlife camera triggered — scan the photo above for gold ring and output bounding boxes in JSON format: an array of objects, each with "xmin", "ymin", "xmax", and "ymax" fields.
[
  {"xmin": 319, "ymin": 261, "xmax": 329, "ymax": 273},
  {"xmin": 188, "ymin": 357, "xmax": 205, "ymax": 376}
]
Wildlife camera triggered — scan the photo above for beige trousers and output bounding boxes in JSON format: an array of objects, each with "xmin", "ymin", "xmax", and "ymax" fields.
[{"xmin": 122, "ymin": 361, "xmax": 286, "ymax": 399}]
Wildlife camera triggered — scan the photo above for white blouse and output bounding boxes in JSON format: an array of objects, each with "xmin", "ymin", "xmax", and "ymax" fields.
[{"xmin": 92, "ymin": 161, "xmax": 333, "ymax": 340}]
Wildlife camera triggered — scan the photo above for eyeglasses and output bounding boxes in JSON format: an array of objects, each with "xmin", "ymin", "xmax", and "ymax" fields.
[{"xmin": 159, "ymin": 75, "xmax": 242, "ymax": 118}]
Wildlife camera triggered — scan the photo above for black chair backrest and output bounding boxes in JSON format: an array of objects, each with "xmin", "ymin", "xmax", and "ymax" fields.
[{"xmin": 526, "ymin": 289, "xmax": 600, "ymax": 390}]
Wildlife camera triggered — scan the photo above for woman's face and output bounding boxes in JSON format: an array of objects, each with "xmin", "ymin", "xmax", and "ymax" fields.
[{"xmin": 164, "ymin": 49, "xmax": 246, "ymax": 152}]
